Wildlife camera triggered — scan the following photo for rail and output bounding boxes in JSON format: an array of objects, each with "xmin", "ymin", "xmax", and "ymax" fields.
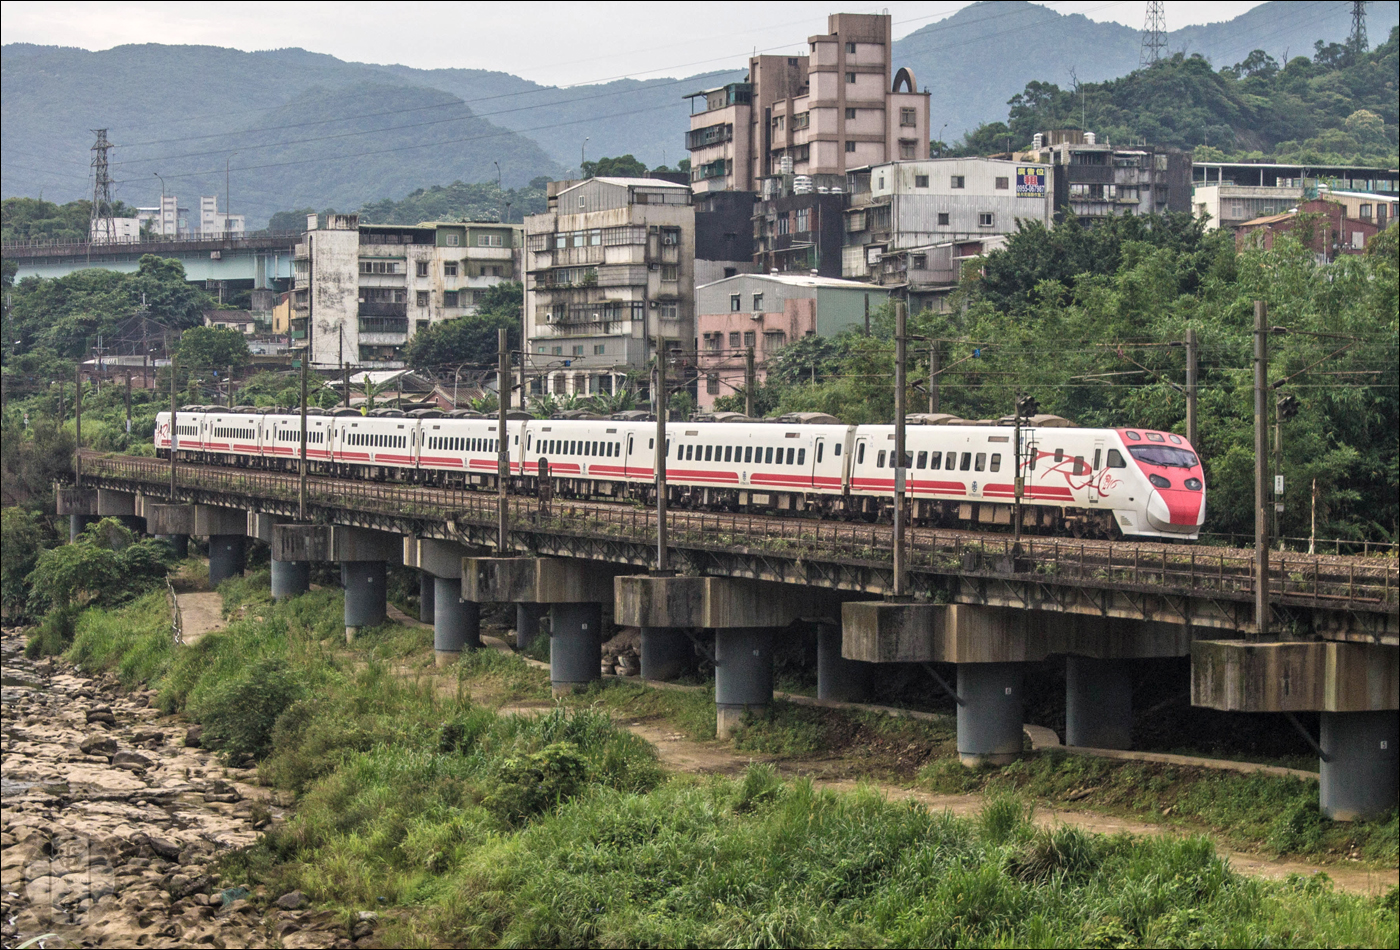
[{"xmin": 80, "ymin": 452, "xmax": 1398, "ymax": 613}]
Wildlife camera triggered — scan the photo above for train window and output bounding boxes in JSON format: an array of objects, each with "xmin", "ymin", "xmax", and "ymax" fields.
[
  {"xmin": 1168, "ymin": 435, "xmax": 1183, "ymax": 445},
  {"xmin": 682, "ymin": 445, "xmax": 690, "ymax": 460},
  {"xmin": 744, "ymin": 446, "xmax": 753, "ymax": 463},
  {"xmin": 786, "ymin": 447, "xmax": 795, "ymax": 465},
  {"xmin": 960, "ymin": 452, "xmax": 973, "ymax": 471},
  {"xmin": 1125, "ymin": 431, "xmax": 1141, "ymax": 441},
  {"xmin": 916, "ymin": 451, "xmax": 927, "ymax": 469},
  {"xmin": 650, "ymin": 438, "xmax": 655, "ymax": 449},
  {"xmin": 1107, "ymin": 449, "xmax": 1126, "ymax": 468},
  {"xmin": 704, "ymin": 445, "xmax": 712, "ymax": 461},
  {"xmin": 724, "ymin": 446, "xmax": 732, "ymax": 462},
  {"xmin": 816, "ymin": 444, "xmax": 824, "ymax": 464},
  {"xmin": 975, "ymin": 453, "xmax": 986, "ymax": 472},
  {"xmin": 1074, "ymin": 456, "xmax": 1087, "ymax": 475},
  {"xmin": 797, "ymin": 448, "xmax": 805, "ymax": 465},
  {"xmin": 1054, "ymin": 448, "xmax": 1064, "ymax": 462},
  {"xmin": 877, "ymin": 450, "xmax": 887, "ymax": 468},
  {"xmin": 765, "ymin": 447, "xmax": 774, "ymax": 464},
  {"xmin": 1093, "ymin": 449, "xmax": 1101, "ymax": 470},
  {"xmin": 1146, "ymin": 432, "xmax": 1165, "ymax": 442},
  {"xmin": 733, "ymin": 445, "xmax": 742, "ymax": 461},
  {"xmin": 929, "ymin": 452, "xmax": 941, "ymax": 470},
  {"xmin": 903, "ymin": 451, "xmax": 913, "ymax": 468},
  {"xmin": 989, "ymin": 453, "xmax": 1001, "ymax": 472},
  {"xmin": 856, "ymin": 443, "xmax": 865, "ymax": 464},
  {"xmin": 834, "ymin": 443, "xmax": 842, "ymax": 457}
]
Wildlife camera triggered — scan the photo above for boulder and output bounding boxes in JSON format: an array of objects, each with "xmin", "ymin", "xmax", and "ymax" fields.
[
  {"xmin": 184, "ymin": 726, "xmax": 203, "ymax": 748},
  {"xmin": 86, "ymin": 707, "xmax": 117, "ymax": 725},
  {"xmin": 112, "ymin": 750, "xmax": 155, "ymax": 772},
  {"xmin": 80, "ymin": 734, "xmax": 119, "ymax": 757},
  {"xmin": 146, "ymin": 835, "xmax": 184, "ymax": 861},
  {"xmin": 275, "ymin": 889, "xmax": 308, "ymax": 910}
]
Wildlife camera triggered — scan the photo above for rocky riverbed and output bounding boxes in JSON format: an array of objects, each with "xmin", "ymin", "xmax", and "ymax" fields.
[{"xmin": 1, "ymin": 629, "xmax": 374, "ymax": 949}]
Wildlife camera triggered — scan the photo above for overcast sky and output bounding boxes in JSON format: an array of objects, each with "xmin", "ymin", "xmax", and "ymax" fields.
[{"xmin": 3, "ymin": 1, "xmax": 1266, "ymax": 86}]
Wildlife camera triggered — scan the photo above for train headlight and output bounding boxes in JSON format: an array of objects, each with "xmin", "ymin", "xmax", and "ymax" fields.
[
  {"xmin": 1184, "ymin": 477, "xmax": 1202, "ymax": 491},
  {"xmin": 1148, "ymin": 474, "xmax": 1171, "ymax": 489}
]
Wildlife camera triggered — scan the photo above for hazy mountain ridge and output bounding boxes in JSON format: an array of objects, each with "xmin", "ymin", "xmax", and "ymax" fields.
[{"xmin": 4, "ymin": 2, "xmax": 1395, "ymax": 225}]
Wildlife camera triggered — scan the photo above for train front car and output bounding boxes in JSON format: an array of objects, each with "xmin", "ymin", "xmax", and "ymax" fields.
[{"xmin": 1114, "ymin": 429, "xmax": 1206, "ymax": 540}]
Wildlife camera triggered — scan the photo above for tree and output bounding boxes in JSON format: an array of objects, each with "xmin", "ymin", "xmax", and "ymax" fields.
[
  {"xmin": 581, "ymin": 155, "xmax": 648, "ymax": 179},
  {"xmin": 176, "ymin": 326, "xmax": 251, "ymax": 371},
  {"xmin": 403, "ymin": 312, "xmax": 520, "ymax": 373},
  {"xmin": 1, "ymin": 507, "xmax": 47, "ymax": 616},
  {"xmin": 25, "ymin": 518, "xmax": 174, "ymax": 614}
]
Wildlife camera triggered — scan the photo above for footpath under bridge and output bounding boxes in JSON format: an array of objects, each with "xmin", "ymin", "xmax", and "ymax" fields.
[{"xmin": 61, "ymin": 452, "xmax": 1399, "ymax": 821}]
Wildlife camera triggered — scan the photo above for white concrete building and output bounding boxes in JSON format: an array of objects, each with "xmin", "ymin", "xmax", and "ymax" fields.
[
  {"xmin": 290, "ymin": 214, "xmax": 521, "ymax": 369},
  {"xmin": 524, "ymin": 178, "xmax": 695, "ymax": 397}
]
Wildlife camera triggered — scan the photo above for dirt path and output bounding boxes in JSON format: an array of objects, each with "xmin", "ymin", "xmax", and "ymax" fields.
[{"xmin": 175, "ymin": 592, "xmax": 225, "ymax": 645}]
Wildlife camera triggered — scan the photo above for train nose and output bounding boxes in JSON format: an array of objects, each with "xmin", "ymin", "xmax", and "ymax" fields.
[{"xmin": 1146, "ymin": 488, "xmax": 1205, "ymax": 532}]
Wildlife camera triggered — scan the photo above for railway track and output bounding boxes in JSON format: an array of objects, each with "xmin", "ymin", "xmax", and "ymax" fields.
[{"xmin": 79, "ymin": 452, "xmax": 1398, "ymax": 610}]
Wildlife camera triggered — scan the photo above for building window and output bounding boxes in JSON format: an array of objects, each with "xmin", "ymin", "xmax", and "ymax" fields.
[
  {"xmin": 773, "ymin": 115, "xmax": 785, "ymax": 131},
  {"xmin": 777, "ymin": 215, "xmax": 790, "ymax": 236},
  {"xmin": 705, "ymin": 334, "xmax": 720, "ymax": 352},
  {"xmin": 951, "ymin": 176, "xmax": 965, "ymax": 189},
  {"xmin": 416, "ymin": 291, "xmax": 430, "ymax": 307},
  {"xmin": 443, "ymin": 262, "xmax": 458, "ymax": 277},
  {"xmin": 1359, "ymin": 203, "xmax": 1373, "ymax": 219},
  {"xmin": 899, "ymin": 139, "xmax": 916, "ymax": 159},
  {"xmin": 572, "ymin": 345, "xmax": 584, "ymax": 356},
  {"xmin": 743, "ymin": 331, "xmax": 755, "ymax": 347},
  {"xmin": 707, "ymin": 373, "xmax": 720, "ymax": 395},
  {"xmin": 914, "ymin": 174, "xmax": 929, "ymax": 188},
  {"xmin": 446, "ymin": 234, "xmax": 461, "ymax": 246},
  {"xmin": 845, "ymin": 107, "xmax": 857, "ymax": 119},
  {"xmin": 937, "ymin": 212, "xmax": 950, "ymax": 226},
  {"xmin": 846, "ymin": 71, "xmax": 857, "ymax": 83},
  {"xmin": 995, "ymin": 177, "xmax": 1009, "ymax": 190},
  {"xmin": 358, "ymin": 260, "xmax": 401, "ymax": 274},
  {"xmin": 594, "ymin": 344, "xmax": 605, "ymax": 355},
  {"xmin": 660, "ymin": 228, "xmax": 681, "ymax": 246},
  {"xmin": 795, "ymin": 208, "xmax": 810, "ymax": 232},
  {"xmin": 752, "ymin": 293, "xmax": 764, "ymax": 311},
  {"xmin": 660, "ymin": 303, "xmax": 679, "ymax": 319},
  {"xmin": 846, "ymin": 42, "xmax": 856, "ymax": 54},
  {"xmin": 911, "ymin": 254, "xmax": 927, "ymax": 269},
  {"xmin": 443, "ymin": 291, "xmax": 459, "ymax": 307},
  {"xmin": 845, "ymin": 141, "xmax": 857, "ymax": 153},
  {"xmin": 416, "ymin": 261, "xmax": 429, "ymax": 277},
  {"xmin": 763, "ymin": 330, "xmax": 786, "ymax": 350},
  {"xmin": 729, "ymin": 331, "xmax": 740, "ymax": 348},
  {"xmin": 477, "ymin": 233, "xmax": 503, "ymax": 247},
  {"xmin": 979, "ymin": 212, "xmax": 994, "ymax": 227},
  {"xmin": 900, "ymin": 107, "xmax": 916, "ymax": 127},
  {"xmin": 552, "ymin": 346, "xmax": 564, "ymax": 356},
  {"xmin": 730, "ymin": 294, "xmax": 741, "ymax": 311}
]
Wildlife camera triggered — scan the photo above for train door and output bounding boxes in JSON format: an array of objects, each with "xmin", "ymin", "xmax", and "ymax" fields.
[
  {"xmin": 812, "ymin": 435, "xmax": 827, "ymax": 491},
  {"xmin": 853, "ymin": 435, "xmax": 872, "ymax": 488},
  {"xmin": 625, "ymin": 434, "xmax": 635, "ymax": 479},
  {"xmin": 1087, "ymin": 436, "xmax": 1105, "ymax": 504},
  {"xmin": 1021, "ymin": 428, "xmax": 1040, "ymax": 499}
]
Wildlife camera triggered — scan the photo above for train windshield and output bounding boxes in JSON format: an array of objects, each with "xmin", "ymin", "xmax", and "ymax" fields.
[{"xmin": 1128, "ymin": 445, "xmax": 1198, "ymax": 468}]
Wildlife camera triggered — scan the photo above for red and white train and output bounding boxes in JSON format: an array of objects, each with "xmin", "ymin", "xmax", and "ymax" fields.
[{"xmin": 155, "ymin": 408, "xmax": 1205, "ymax": 540}]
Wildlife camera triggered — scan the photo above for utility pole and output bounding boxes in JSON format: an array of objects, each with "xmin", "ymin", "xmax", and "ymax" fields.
[
  {"xmin": 1253, "ymin": 301, "xmax": 1269, "ymax": 638},
  {"xmin": 497, "ymin": 328, "xmax": 510, "ymax": 553},
  {"xmin": 169, "ymin": 355, "xmax": 178, "ymax": 500},
  {"xmin": 863, "ymin": 293, "xmax": 870, "ymax": 337},
  {"xmin": 928, "ymin": 339, "xmax": 940, "ymax": 414},
  {"xmin": 74, "ymin": 363, "xmax": 83, "ymax": 488},
  {"xmin": 744, "ymin": 345, "xmax": 756, "ymax": 417},
  {"xmin": 227, "ymin": 364, "xmax": 235, "ymax": 407},
  {"xmin": 1184, "ymin": 326, "xmax": 1198, "ymax": 447},
  {"xmin": 298, "ymin": 355, "xmax": 309, "ymax": 521},
  {"xmin": 124, "ymin": 372, "xmax": 132, "ymax": 435},
  {"xmin": 1014, "ymin": 397, "xmax": 1023, "ymax": 545},
  {"xmin": 892, "ymin": 302, "xmax": 907, "ymax": 598},
  {"xmin": 655, "ymin": 341, "xmax": 670, "ymax": 573}
]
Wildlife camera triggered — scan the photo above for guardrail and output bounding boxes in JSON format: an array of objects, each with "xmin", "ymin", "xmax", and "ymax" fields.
[{"xmin": 80, "ymin": 452, "xmax": 1398, "ymax": 612}]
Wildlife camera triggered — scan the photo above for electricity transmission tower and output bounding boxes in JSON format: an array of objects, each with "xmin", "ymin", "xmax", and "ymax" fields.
[
  {"xmin": 1140, "ymin": 1, "xmax": 1167, "ymax": 67},
  {"xmin": 1349, "ymin": 1, "xmax": 1369, "ymax": 57},
  {"xmin": 90, "ymin": 129, "xmax": 116, "ymax": 245}
]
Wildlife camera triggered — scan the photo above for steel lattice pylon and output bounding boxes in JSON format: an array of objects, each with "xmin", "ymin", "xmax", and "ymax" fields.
[
  {"xmin": 90, "ymin": 129, "xmax": 116, "ymax": 245},
  {"xmin": 1140, "ymin": 1, "xmax": 1167, "ymax": 67}
]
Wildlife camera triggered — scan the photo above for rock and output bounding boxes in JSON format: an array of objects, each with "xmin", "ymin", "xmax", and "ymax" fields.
[
  {"xmin": 25, "ymin": 873, "xmax": 72, "ymax": 906},
  {"xmin": 356, "ymin": 911, "xmax": 378, "ymax": 923},
  {"xmin": 147, "ymin": 835, "xmax": 184, "ymax": 860},
  {"xmin": 79, "ymin": 734, "xmax": 119, "ymax": 757},
  {"xmin": 86, "ymin": 708, "xmax": 117, "ymax": 725},
  {"xmin": 112, "ymin": 750, "xmax": 154, "ymax": 772},
  {"xmin": 351, "ymin": 921, "xmax": 374, "ymax": 939},
  {"xmin": 276, "ymin": 889, "xmax": 308, "ymax": 910},
  {"xmin": 184, "ymin": 726, "xmax": 203, "ymax": 748}
]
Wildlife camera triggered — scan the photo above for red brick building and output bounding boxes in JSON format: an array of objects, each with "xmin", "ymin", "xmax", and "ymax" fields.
[{"xmin": 1236, "ymin": 198, "xmax": 1382, "ymax": 261}]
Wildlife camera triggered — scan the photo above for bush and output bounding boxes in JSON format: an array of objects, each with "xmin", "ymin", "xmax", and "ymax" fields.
[
  {"xmin": 484, "ymin": 741, "xmax": 588, "ymax": 824},
  {"xmin": 191, "ymin": 655, "xmax": 304, "ymax": 762},
  {"xmin": 24, "ymin": 602, "xmax": 82, "ymax": 657}
]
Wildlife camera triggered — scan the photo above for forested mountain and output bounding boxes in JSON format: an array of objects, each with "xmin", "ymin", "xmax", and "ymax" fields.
[
  {"xmin": 956, "ymin": 27, "xmax": 1399, "ymax": 165},
  {"xmin": 4, "ymin": 2, "xmax": 1395, "ymax": 224}
]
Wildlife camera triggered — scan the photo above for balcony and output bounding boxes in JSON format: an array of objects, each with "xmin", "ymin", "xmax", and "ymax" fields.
[
  {"xmin": 358, "ymin": 316, "xmax": 409, "ymax": 335},
  {"xmin": 357, "ymin": 301, "xmax": 408, "ymax": 318},
  {"xmin": 694, "ymin": 159, "xmax": 729, "ymax": 181},
  {"xmin": 686, "ymin": 124, "xmax": 733, "ymax": 150}
]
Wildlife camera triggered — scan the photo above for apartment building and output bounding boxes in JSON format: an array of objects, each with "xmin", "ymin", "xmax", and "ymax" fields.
[
  {"xmin": 1020, "ymin": 130, "xmax": 1191, "ymax": 220},
  {"xmin": 695, "ymin": 273, "xmax": 889, "ymax": 410},
  {"xmin": 134, "ymin": 195, "xmax": 244, "ymax": 238},
  {"xmin": 1193, "ymin": 182, "xmax": 1305, "ymax": 232},
  {"xmin": 289, "ymin": 214, "xmax": 521, "ymax": 368},
  {"xmin": 1236, "ymin": 198, "xmax": 1382, "ymax": 262},
  {"xmin": 524, "ymin": 178, "xmax": 694, "ymax": 397},
  {"xmin": 685, "ymin": 12, "xmax": 930, "ymax": 193}
]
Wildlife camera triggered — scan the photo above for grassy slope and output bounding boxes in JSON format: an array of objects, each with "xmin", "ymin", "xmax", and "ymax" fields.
[{"xmin": 59, "ymin": 586, "xmax": 1398, "ymax": 948}]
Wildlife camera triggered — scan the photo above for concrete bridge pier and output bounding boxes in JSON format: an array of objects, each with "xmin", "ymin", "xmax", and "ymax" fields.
[
  {"xmin": 956, "ymin": 662, "xmax": 1026, "ymax": 766},
  {"xmin": 816, "ymin": 620, "xmax": 871, "ymax": 702},
  {"xmin": 249, "ymin": 513, "xmax": 308, "ymax": 600},
  {"xmin": 640, "ymin": 627, "xmax": 690, "ymax": 681},
  {"xmin": 274, "ymin": 525, "xmax": 400, "ymax": 640},
  {"xmin": 617, "ymin": 575, "xmax": 833, "ymax": 737},
  {"xmin": 419, "ymin": 572, "xmax": 436, "ymax": 624},
  {"xmin": 1193, "ymin": 639, "xmax": 1398, "ymax": 820},
  {"xmin": 196, "ymin": 506, "xmax": 250, "ymax": 586},
  {"xmin": 406, "ymin": 538, "xmax": 491, "ymax": 665},
  {"xmin": 465, "ymin": 557, "xmax": 627, "ymax": 694},
  {"xmin": 142, "ymin": 502, "xmax": 195, "ymax": 560},
  {"xmin": 56, "ymin": 488, "xmax": 98, "ymax": 541},
  {"xmin": 1065, "ymin": 656, "xmax": 1133, "ymax": 750},
  {"xmin": 517, "ymin": 603, "xmax": 547, "ymax": 653}
]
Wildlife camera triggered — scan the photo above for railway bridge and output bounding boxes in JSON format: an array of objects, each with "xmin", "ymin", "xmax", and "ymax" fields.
[{"xmin": 60, "ymin": 452, "xmax": 1399, "ymax": 820}]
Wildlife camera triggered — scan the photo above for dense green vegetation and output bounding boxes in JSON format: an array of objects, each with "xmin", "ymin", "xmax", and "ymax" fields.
[
  {"xmin": 958, "ymin": 27, "xmax": 1399, "ymax": 166},
  {"xmin": 402, "ymin": 282, "xmax": 523, "ymax": 373},
  {"xmin": 1, "ymin": 197, "xmax": 139, "ymax": 244},
  {"xmin": 47, "ymin": 584, "xmax": 1399, "ymax": 948},
  {"xmin": 719, "ymin": 219, "xmax": 1399, "ymax": 542}
]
